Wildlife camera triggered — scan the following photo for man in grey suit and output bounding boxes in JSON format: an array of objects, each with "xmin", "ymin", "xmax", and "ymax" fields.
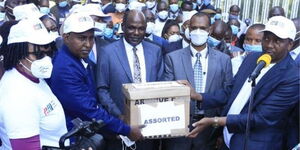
[
  {"xmin": 96, "ymin": 10, "xmax": 163, "ymax": 150},
  {"xmin": 162, "ymin": 12, "xmax": 233, "ymax": 150}
]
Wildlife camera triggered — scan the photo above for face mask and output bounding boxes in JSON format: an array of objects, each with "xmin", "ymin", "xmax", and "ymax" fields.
[
  {"xmin": 40, "ymin": 7, "xmax": 50, "ymax": 14},
  {"xmin": 103, "ymin": 27, "xmax": 114, "ymax": 38},
  {"xmin": 230, "ymin": 25, "xmax": 239, "ymax": 35},
  {"xmin": 226, "ymin": 43, "xmax": 231, "ymax": 47},
  {"xmin": 115, "ymin": 3, "xmax": 126, "ymax": 12},
  {"xmin": 192, "ymin": 2, "xmax": 197, "ymax": 9},
  {"xmin": 157, "ymin": 10, "xmax": 168, "ymax": 20},
  {"xmin": 168, "ymin": 34, "xmax": 182, "ymax": 42},
  {"xmin": 243, "ymin": 44, "xmax": 262, "ymax": 52},
  {"xmin": 146, "ymin": 22, "xmax": 155, "ymax": 34},
  {"xmin": 58, "ymin": 1, "xmax": 68, "ymax": 7},
  {"xmin": 184, "ymin": 28, "xmax": 190, "ymax": 40},
  {"xmin": 95, "ymin": 22, "xmax": 107, "ymax": 33},
  {"xmin": 190, "ymin": 29, "xmax": 208, "ymax": 46},
  {"xmin": 0, "ymin": 12, "xmax": 5, "ymax": 21},
  {"xmin": 214, "ymin": 13, "xmax": 222, "ymax": 20},
  {"xmin": 196, "ymin": 0, "xmax": 202, "ymax": 5},
  {"xmin": 146, "ymin": 1, "xmax": 156, "ymax": 9},
  {"xmin": 22, "ymin": 56, "xmax": 53, "ymax": 79},
  {"xmin": 50, "ymin": 31, "xmax": 59, "ymax": 39},
  {"xmin": 170, "ymin": 4, "xmax": 179, "ymax": 13},
  {"xmin": 207, "ymin": 36, "xmax": 221, "ymax": 47},
  {"xmin": 229, "ymin": 14, "xmax": 239, "ymax": 20},
  {"xmin": 210, "ymin": 18, "xmax": 215, "ymax": 24},
  {"xmin": 0, "ymin": 1, "xmax": 4, "ymax": 7},
  {"xmin": 203, "ymin": 0, "xmax": 210, "ymax": 5}
]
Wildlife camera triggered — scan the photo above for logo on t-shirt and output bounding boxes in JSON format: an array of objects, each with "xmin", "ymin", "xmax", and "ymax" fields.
[{"xmin": 43, "ymin": 100, "xmax": 57, "ymax": 116}]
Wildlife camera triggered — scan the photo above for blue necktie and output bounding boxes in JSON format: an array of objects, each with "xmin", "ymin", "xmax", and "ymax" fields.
[{"xmin": 194, "ymin": 53, "xmax": 203, "ymax": 114}]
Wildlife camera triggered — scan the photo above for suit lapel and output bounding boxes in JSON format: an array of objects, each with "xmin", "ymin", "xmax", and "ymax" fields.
[
  {"xmin": 205, "ymin": 48, "xmax": 217, "ymax": 92},
  {"xmin": 114, "ymin": 39, "xmax": 133, "ymax": 82},
  {"xmin": 181, "ymin": 46, "xmax": 195, "ymax": 87},
  {"xmin": 142, "ymin": 41, "xmax": 152, "ymax": 82}
]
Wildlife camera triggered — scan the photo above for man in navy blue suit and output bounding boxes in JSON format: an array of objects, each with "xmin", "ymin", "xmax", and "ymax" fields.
[
  {"xmin": 96, "ymin": 10, "xmax": 164, "ymax": 150},
  {"xmin": 185, "ymin": 16, "xmax": 299, "ymax": 150},
  {"xmin": 49, "ymin": 12, "xmax": 144, "ymax": 143}
]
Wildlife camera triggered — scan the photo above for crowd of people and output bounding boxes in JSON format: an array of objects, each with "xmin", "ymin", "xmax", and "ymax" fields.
[{"xmin": 0, "ymin": 0, "xmax": 299, "ymax": 149}]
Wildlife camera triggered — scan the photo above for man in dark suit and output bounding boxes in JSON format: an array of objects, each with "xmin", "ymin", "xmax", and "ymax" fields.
[
  {"xmin": 163, "ymin": 12, "xmax": 232, "ymax": 150},
  {"xmin": 96, "ymin": 10, "xmax": 164, "ymax": 150},
  {"xmin": 102, "ymin": 0, "xmax": 115, "ymax": 14},
  {"xmin": 49, "ymin": 12, "xmax": 144, "ymax": 143},
  {"xmin": 50, "ymin": 0, "xmax": 70, "ymax": 28},
  {"xmin": 187, "ymin": 16, "xmax": 299, "ymax": 150}
]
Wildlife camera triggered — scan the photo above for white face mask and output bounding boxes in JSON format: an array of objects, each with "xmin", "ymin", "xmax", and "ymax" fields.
[
  {"xmin": 0, "ymin": 12, "xmax": 5, "ymax": 21},
  {"xmin": 184, "ymin": 28, "xmax": 190, "ymax": 40},
  {"xmin": 168, "ymin": 34, "xmax": 182, "ymax": 42},
  {"xmin": 146, "ymin": 22, "xmax": 155, "ymax": 34},
  {"xmin": 115, "ymin": 3, "xmax": 127, "ymax": 12},
  {"xmin": 190, "ymin": 29, "xmax": 209, "ymax": 46},
  {"xmin": 146, "ymin": 1, "xmax": 156, "ymax": 9},
  {"xmin": 22, "ymin": 56, "xmax": 53, "ymax": 79},
  {"xmin": 157, "ymin": 10, "xmax": 168, "ymax": 20}
]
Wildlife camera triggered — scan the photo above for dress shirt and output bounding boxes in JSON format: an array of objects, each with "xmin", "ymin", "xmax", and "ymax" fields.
[
  {"xmin": 123, "ymin": 38, "xmax": 146, "ymax": 83},
  {"xmin": 290, "ymin": 46, "xmax": 300, "ymax": 60}
]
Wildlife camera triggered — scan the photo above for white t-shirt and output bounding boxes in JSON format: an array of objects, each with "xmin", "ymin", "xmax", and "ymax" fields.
[{"xmin": 0, "ymin": 68, "xmax": 68, "ymax": 149}]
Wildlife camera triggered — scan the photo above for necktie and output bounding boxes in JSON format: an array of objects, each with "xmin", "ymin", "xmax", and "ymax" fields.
[
  {"xmin": 194, "ymin": 53, "xmax": 203, "ymax": 114},
  {"xmin": 133, "ymin": 47, "xmax": 141, "ymax": 83}
]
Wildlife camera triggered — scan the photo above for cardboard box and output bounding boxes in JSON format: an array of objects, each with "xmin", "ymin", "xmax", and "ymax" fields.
[{"xmin": 122, "ymin": 81, "xmax": 190, "ymax": 139}]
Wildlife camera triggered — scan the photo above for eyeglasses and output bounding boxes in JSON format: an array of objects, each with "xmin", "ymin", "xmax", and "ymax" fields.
[{"xmin": 28, "ymin": 44, "xmax": 54, "ymax": 59}]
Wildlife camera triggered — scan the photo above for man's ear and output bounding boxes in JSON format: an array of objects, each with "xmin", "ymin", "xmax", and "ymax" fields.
[{"xmin": 62, "ymin": 33, "xmax": 69, "ymax": 44}]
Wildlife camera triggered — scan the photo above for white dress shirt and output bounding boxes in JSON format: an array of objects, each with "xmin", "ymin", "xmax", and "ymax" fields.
[
  {"xmin": 290, "ymin": 46, "xmax": 300, "ymax": 60},
  {"xmin": 223, "ymin": 63, "xmax": 275, "ymax": 148},
  {"xmin": 123, "ymin": 38, "xmax": 146, "ymax": 83},
  {"xmin": 190, "ymin": 45, "xmax": 208, "ymax": 93},
  {"xmin": 182, "ymin": 39, "xmax": 189, "ymax": 48}
]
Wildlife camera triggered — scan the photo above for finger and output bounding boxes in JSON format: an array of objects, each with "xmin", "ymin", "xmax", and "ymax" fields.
[
  {"xmin": 177, "ymin": 80, "xmax": 188, "ymax": 85},
  {"xmin": 186, "ymin": 128, "xmax": 200, "ymax": 138},
  {"xmin": 192, "ymin": 120, "xmax": 201, "ymax": 127}
]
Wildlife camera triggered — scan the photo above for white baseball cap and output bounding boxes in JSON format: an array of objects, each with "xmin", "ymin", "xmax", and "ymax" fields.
[
  {"xmin": 13, "ymin": 3, "xmax": 44, "ymax": 21},
  {"xmin": 261, "ymin": 16, "xmax": 296, "ymax": 40},
  {"xmin": 128, "ymin": 1, "xmax": 145, "ymax": 11},
  {"xmin": 8, "ymin": 17, "xmax": 55, "ymax": 45},
  {"xmin": 82, "ymin": 4, "xmax": 110, "ymax": 18},
  {"xmin": 63, "ymin": 12, "xmax": 97, "ymax": 34}
]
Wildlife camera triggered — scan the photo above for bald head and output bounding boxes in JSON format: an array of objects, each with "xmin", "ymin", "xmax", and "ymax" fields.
[
  {"xmin": 211, "ymin": 20, "xmax": 227, "ymax": 40},
  {"xmin": 122, "ymin": 10, "xmax": 147, "ymax": 46},
  {"xmin": 268, "ymin": 6, "xmax": 285, "ymax": 19}
]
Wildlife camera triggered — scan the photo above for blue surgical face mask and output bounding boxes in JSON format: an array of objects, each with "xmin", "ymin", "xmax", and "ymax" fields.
[
  {"xmin": 0, "ymin": 12, "xmax": 5, "ymax": 21},
  {"xmin": 210, "ymin": 17, "xmax": 215, "ymax": 24},
  {"xmin": 192, "ymin": 2, "xmax": 197, "ymax": 9},
  {"xmin": 231, "ymin": 25, "xmax": 239, "ymax": 35},
  {"xmin": 94, "ymin": 22, "xmax": 107, "ymax": 36},
  {"xmin": 207, "ymin": 36, "xmax": 221, "ymax": 47},
  {"xmin": 229, "ymin": 14, "xmax": 239, "ymax": 20},
  {"xmin": 170, "ymin": 4, "xmax": 179, "ymax": 13},
  {"xmin": 214, "ymin": 13, "xmax": 222, "ymax": 20},
  {"xmin": 203, "ymin": 0, "xmax": 210, "ymax": 5},
  {"xmin": 58, "ymin": 1, "xmax": 68, "ymax": 7},
  {"xmin": 243, "ymin": 44, "xmax": 262, "ymax": 52},
  {"xmin": 40, "ymin": 7, "xmax": 50, "ymax": 14},
  {"xmin": 103, "ymin": 27, "xmax": 114, "ymax": 38}
]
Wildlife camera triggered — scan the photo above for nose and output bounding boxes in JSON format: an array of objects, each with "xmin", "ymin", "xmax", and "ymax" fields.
[{"xmin": 84, "ymin": 38, "xmax": 94, "ymax": 49}]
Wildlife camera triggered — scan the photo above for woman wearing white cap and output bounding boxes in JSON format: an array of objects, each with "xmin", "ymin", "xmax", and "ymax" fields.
[{"xmin": 0, "ymin": 17, "xmax": 68, "ymax": 150}]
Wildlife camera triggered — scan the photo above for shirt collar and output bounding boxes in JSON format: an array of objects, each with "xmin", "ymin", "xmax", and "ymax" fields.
[
  {"xmin": 290, "ymin": 46, "xmax": 300, "ymax": 56},
  {"xmin": 123, "ymin": 38, "xmax": 143, "ymax": 50},
  {"xmin": 81, "ymin": 59, "xmax": 88, "ymax": 69},
  {"xmin": 190, "ymin": 44, "xmax": 208, "ymax": 58}
]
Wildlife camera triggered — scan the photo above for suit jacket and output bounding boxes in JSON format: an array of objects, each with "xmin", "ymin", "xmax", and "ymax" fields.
[
  {"xmin": 163, "ymin": 46, "xmax": 233, "ymax": 117},
  {"xmin": 96, "ymin": 38, "xmax": 164, "ymax": 117},
  {"xmin": 103, "ymin": 3, "xmax": 116, "ymax": 14},
  {"xmin": 49, "ymin": 44, "xmax": 130, "ymax": 136},
  {"xmin": 202, "ymin": 53, "xmax": 300, "ymax": 150}
]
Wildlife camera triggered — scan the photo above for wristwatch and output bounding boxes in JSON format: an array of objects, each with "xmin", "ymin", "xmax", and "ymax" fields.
[{"xmin": 212, "ymin": 117, "xmax": 219, "ymax": 128}]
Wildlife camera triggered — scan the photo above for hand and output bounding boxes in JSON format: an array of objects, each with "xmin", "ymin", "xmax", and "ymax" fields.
[
  {"xmin": 128, "ymin": 125, "xmax": 146, "ymax": 141},
  {"xmin": 177, "ymin": 80, "xmax": 202, "ymax": 101},
  {"xmin": 186, "ymin": 117, "xmax": 213, "ymax": 138}
]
